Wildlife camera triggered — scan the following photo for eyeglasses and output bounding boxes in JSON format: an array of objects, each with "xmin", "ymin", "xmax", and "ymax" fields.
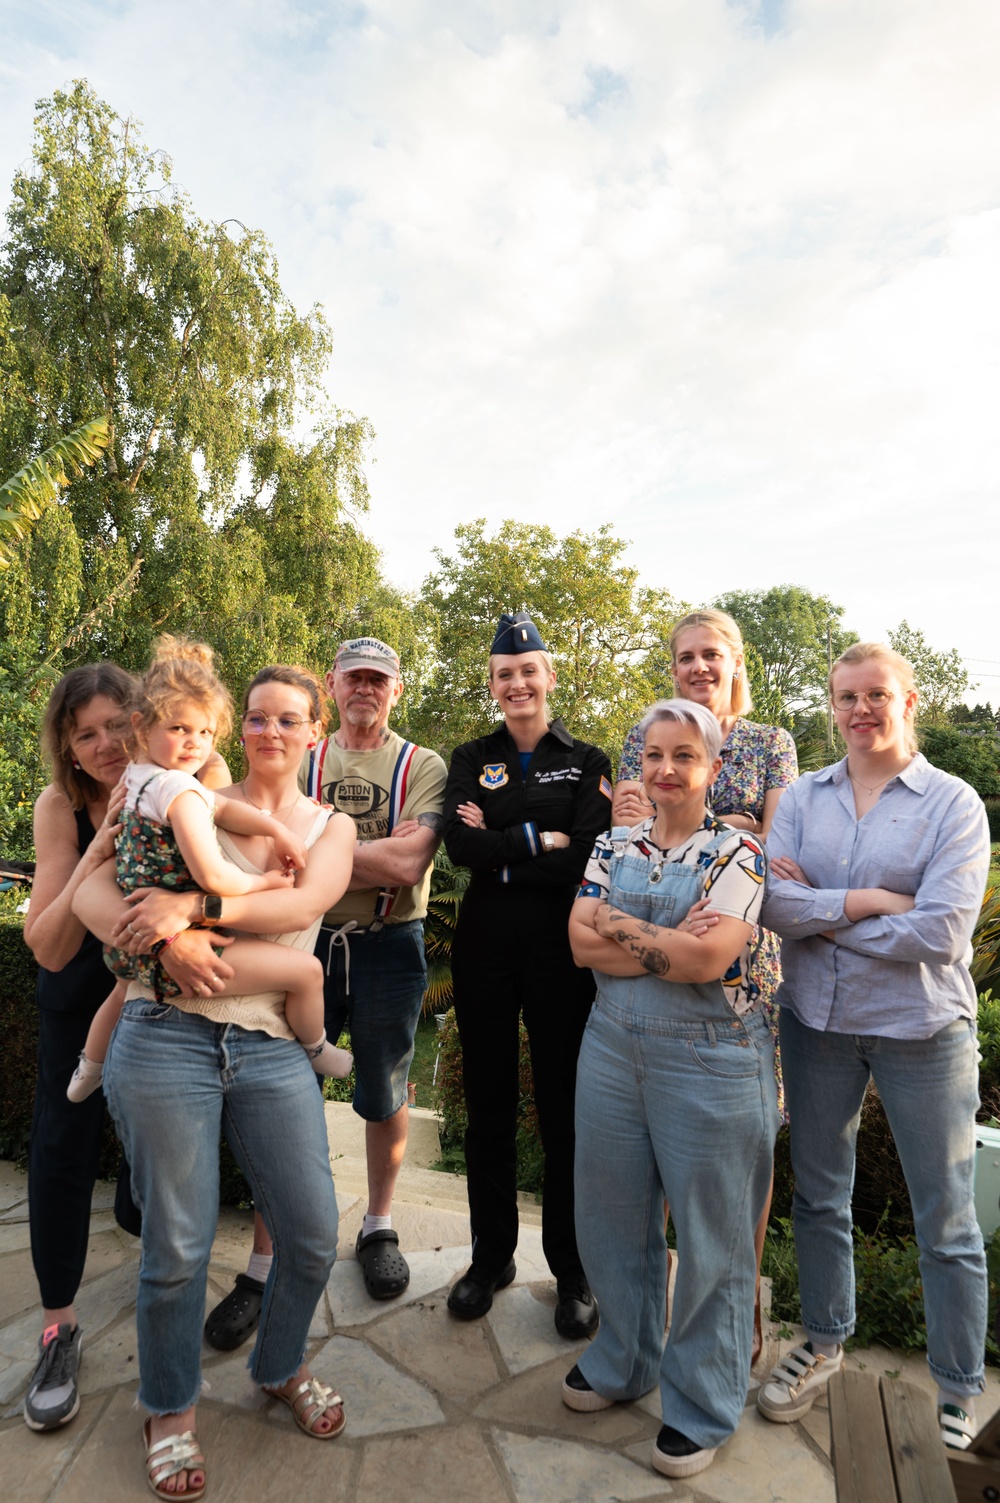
[
  {"xmin": 831, "ymin": 689, "xmax": 896, "ymax": 711},
  {"xmin": 242, "ymin": 712, "xmax": 309, "ymax": 735}
]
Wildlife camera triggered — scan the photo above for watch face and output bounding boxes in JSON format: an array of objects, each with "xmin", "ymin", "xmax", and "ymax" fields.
[{"xmin": 202, "ymin": 894, "xmax": 223, "ymax": 923}]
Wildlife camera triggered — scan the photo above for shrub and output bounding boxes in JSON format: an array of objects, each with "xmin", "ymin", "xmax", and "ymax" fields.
[
  {"xmin": 919, "ymin": 726, "xmax": 1000, "ymax": 800},
  {"xmin": 766, "ymin": 1218, "xmax": 1000, "ymax": 1364},
  {"xmin": 421, "ymin": 850, "xmax": 470, "ymax": 1016},
  {"xmin": 985, "ymin": 799, "xmax": 1000, "ymax": 844},
  {"xmin": 0, "ymin": 913, "xmax": 47, "ymax": 1158}
]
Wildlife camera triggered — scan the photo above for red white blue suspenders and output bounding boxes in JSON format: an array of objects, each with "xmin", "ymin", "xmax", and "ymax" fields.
[{"xmin": 306, "ymin": 736, "xmax": 418, "ymax": 921}]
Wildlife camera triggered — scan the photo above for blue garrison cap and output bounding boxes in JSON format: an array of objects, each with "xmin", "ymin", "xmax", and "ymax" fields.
[{"xmin": 490, "ymin": 611, "xmax": 548, "ymax": 655}]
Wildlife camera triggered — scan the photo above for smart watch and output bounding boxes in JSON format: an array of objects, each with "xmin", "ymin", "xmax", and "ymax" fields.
[{"xmin": 201, "ymin": 894, "xmax": 223, "ymax": 927}]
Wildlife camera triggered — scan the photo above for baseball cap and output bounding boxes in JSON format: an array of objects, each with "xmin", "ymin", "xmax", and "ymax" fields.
[{"xmin": 334, "ymin": 637, "xmax": 401, "ymax": 678}]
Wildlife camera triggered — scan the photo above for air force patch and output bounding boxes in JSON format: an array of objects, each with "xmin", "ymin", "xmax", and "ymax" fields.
[{"xmin": 479, "ymin": 762, "xmax": 509, "ymax": 789}]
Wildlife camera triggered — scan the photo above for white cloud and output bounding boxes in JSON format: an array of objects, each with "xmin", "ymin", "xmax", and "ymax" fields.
[{"xmin": 1, "ymin": 0, "xmax": 998, "ymax": 692}]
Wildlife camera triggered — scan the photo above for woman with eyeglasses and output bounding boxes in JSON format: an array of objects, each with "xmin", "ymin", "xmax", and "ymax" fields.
[
  {"xmin": 67, "ymin": 639, "xmax": 352, "ymax": 1099},
  {"xmin": 74, "ymin": 662, "xmax": 355, "ymax": 1498},
  {"xmin": 756, "ymin": 643, "xmax": 990, "ymax": 1454}
]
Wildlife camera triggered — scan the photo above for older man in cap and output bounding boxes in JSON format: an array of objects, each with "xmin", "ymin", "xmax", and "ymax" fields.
[{"xmin": 205, "ymin": 638, "xmax": 446, "ymax": 1346}]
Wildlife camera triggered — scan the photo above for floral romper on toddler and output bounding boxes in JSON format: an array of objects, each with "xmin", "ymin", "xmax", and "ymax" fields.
[{"xmin": 104, "ymin": 767, "xmax": 219, "ymax": 999}]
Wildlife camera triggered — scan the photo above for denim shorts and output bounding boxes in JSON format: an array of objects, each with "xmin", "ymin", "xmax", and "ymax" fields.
[{"xmin": 316, "ymin": 919, "xmax": 426, "ymax": 1121}]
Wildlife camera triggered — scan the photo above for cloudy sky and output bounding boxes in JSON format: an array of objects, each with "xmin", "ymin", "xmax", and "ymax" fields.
[{"xmin": 3, "ymin": 0, "xmax": 998, "ymax": 696}]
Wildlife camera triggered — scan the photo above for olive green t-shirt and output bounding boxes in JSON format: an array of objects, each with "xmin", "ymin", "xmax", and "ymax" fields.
[{"xmin": 300, "ymin": 730, "xmax": 446, "ymax": 926}]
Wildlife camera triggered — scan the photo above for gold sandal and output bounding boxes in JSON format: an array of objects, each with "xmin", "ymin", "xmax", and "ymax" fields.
[
  {"xmin": 267, "ymin": 1376, "xmax": 346, "ymax": 1440},
  {"xmin": 143, "ymin": 1417, "xmax": 206, "ymax": 1500}
]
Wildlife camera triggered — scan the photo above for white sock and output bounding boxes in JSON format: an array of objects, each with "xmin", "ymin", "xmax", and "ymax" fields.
[
  {"xmin": 67, "ymin": 1054, "xmax": 105, "ymax": 1103},
  {"xmin": 938, "ymin": 1387, "xmax": 975, "ymax": 1418},
  {"xmin": 303, "ymin": 1032, "xmax": 354, "ymax": 1078},
  {"xmin": 804, "ymin": 1332, "xmax": 840, "ymax": 1360},
  {"xmin": 246, "ymin": 1253, "xmax": 273, "ymax": 1285},
  {"xmin": 362, "ymin": 1213, "xmax": 392, "ymax": 1239}
]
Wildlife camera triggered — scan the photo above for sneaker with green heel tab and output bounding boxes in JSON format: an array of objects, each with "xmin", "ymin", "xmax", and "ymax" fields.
[{"xmin": 939, "ymin": 1403, "xmax": 975, "ymax": 1450}]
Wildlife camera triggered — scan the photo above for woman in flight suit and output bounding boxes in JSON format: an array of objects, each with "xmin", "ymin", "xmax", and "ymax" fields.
[{"xmin": 443, "ymin": 612, "xmax": 613, "ymax": 1336}]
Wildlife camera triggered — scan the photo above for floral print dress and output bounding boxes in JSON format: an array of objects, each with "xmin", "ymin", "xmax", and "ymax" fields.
[{"xmin": 104, "ymin": 770, "xmax": 212, "ymax": 999}]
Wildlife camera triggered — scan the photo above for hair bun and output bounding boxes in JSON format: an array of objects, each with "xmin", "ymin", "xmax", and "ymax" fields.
[{"xmin": 151, "ymin": 633, "xmax": 216, "ymax": 671}]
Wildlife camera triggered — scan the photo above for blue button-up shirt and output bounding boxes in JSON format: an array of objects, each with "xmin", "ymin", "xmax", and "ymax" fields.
[{"xmin": 761, "ymin": 755, "xmax": 988, "ymax": 1038}]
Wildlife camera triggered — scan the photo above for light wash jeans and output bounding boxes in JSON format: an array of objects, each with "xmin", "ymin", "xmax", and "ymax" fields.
[
  {"xmin": 104, "ymin": 999, "xmax": 339, "ymax": 1414},
  {"xmin": 780, "ymin": 1007, "xmax": 986, "ymax": 1397},
  {"xmin": 575, "ymin": 999, "xmax": 777, "ymax": 1448}
]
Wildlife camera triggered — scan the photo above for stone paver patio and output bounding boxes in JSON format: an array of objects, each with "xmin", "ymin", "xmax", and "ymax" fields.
[{"xmin": 3, "ymin": 1103, "xmax": 998, "ymax": 1502}]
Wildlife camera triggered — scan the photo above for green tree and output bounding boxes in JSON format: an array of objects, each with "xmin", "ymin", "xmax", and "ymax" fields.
[
  {"xmin": 888, "ymin": 621, "xmax": 970, "ymax": 727},
  {"xmin": 410, "ymin": 519, "xmax": 684, "ymax": 760},
  {"xmin": 713, "ymin": 586, "xmax": 857, "ymax": 716},
  {"xmin": 0, "ymin": 416, "xmax": 108, "ymax": 568},
  {"xmin": 918, "ymin": 726, "xmax": 1000, "ymax": 800},
  {"xmin": 0, "ymin": 81, "xmax": 394, "ymax": 848}
]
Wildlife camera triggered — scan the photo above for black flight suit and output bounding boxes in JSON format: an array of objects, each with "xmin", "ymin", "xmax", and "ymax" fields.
[{"xmin": 444, "ymin": 720, "xmax": 613, "ymax": 1281}]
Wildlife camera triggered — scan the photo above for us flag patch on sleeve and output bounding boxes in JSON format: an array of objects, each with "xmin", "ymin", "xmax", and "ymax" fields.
[{"xmin": 600, "ymin": 776, "xmax": 613, "ymax": 800}]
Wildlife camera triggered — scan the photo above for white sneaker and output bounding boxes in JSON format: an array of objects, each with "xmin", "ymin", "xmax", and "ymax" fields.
[{"xmin": 757, "ymin": 1342, "xmax": 843, "ymax": 1423}]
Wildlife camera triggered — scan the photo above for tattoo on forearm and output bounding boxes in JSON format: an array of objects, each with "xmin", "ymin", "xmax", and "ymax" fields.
[
  {"xmin": 637, "ymin": 947, "xmax": 670, "ymax": 976},
  {"xmin": 609, "ymin": 913, "xmax": 671, "ymax": 976},
  {"xmin": 417, "ymin": 812, "xmax": 443, "ymax": 833}
]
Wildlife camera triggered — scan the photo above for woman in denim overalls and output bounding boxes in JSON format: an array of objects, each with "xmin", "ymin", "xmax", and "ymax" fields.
[{"xmin": 564, "ymin": 699, "xmax": 778, "ymax": 1482}]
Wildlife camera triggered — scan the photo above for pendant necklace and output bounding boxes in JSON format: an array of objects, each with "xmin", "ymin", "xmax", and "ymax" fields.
[{"xmin": 239, "ymin": 781, "xmax": 300, "ymax": 822}]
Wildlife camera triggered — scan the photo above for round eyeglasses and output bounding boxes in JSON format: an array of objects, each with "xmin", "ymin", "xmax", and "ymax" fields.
[
  {"xmin": 831, "ymin": 689, "xmax": 895, "ymax": 711},
  {"xmin": 242, "ymin": 712, "xmax": 308, "ymax": 735}
]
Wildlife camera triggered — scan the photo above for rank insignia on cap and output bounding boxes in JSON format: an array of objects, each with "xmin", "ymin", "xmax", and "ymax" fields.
[
  {"xmin": 490, "ymin": 611, "xmax": 547, "ymax": 656},
  {"xmin": 479, "ymin": 763, "xmax": 509, "ymax": 789},
  {"xmin": 600, "ymin": 776, "xmax": 613, "ymax": 800}
]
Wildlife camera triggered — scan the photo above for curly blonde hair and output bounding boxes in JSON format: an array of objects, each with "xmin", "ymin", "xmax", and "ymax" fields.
[{"xmin": 130, "ymin": 635, "xmax": 234, "ymax": 752}]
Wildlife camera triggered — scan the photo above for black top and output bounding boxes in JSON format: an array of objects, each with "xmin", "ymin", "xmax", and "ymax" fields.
[
  {"xmin": 35, "ymin": 807, "xmax": 111, "ymax": 1017},
  {"xmin": 444, "ymin": 720, "xmax": 612, "ymax": 905}
]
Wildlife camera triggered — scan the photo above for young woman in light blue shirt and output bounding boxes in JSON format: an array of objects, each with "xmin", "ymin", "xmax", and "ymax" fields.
[{"xmin": 756, "ymin": 642, "xmax": 989, "ymax": 1452}]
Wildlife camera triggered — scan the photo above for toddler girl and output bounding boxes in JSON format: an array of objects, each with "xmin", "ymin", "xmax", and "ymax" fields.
[{"xmin": 68, "ymin": 636, "xmax": 351, "ymax": 1099}]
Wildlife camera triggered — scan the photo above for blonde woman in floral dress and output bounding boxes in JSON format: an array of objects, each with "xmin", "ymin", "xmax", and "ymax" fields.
[{"xmin": 613, "ymin": 608, "xmax": 796, "ymax": 1361}]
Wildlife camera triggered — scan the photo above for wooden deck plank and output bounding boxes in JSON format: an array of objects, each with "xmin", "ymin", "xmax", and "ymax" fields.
[
  {"xmin": 829, "ymin": 1370, "xmax": 897, "ymax": 1502},
  {"xmin": 881, "ymin": 1376, "xmax": 958, "ymax": 1503}
]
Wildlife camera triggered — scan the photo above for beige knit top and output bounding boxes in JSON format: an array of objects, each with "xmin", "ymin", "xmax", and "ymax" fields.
[{"xmin": 127, "ymin": 804, "xmax": 332, "ymax": 1039}]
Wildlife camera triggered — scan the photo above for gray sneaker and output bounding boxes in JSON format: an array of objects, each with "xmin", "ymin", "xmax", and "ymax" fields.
[{"xmin": 24, "ymin": 1323, "xmax": 82, "ymax": 1431}]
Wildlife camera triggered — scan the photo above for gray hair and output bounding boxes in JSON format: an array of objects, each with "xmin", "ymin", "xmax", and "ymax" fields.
[{"xmin": 637, "ymin": 698, "xmax": 724, "ymax": 762}]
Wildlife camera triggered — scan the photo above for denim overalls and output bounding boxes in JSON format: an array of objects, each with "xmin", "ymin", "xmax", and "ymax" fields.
[{"xmin": 573, "ymin": 826, "xmax": 778, "ymax": 1449}]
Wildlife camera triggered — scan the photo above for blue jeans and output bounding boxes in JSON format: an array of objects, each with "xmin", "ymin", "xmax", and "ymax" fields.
[
  {"xmin": 317, "ymin": 919, "xmax": 426, "ymax": 1121},
  {"xmin": 575, "ymin": 999, "xmax": 777, "ymax": 1448},
  {"xmin": 780, "ymin": 1007, "xmax": 986, "ymax": 1396},
  {"xmin": 104, "ymin": 999, "xmax": 339, "ymax": 1414}
]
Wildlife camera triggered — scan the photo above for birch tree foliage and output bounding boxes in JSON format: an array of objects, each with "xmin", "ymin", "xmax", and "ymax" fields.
[
  {"xmin": 0, "ymin": 82, "xmax": 398, "ymax": 852},
  {"xmin": 0, "ymin": 80, "xmax": 382, "ymax": 687}
]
